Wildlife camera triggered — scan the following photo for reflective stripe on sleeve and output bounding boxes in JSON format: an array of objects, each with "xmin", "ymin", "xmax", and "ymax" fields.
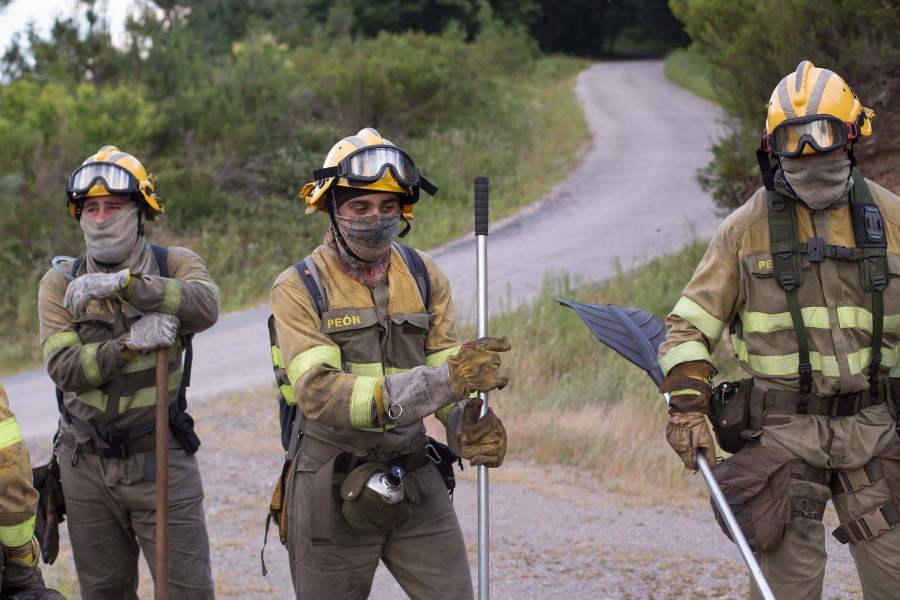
[
  {"xmin": 159, "ymin": 278, "xmax": 182, "ymax": 314},
  {"xmin": 75, "ymin": 389, "xmax": 106, "ymax": 411},
  {"xmin": 347, "ymin": 362, "xmax": 385, "ymax": 377},
  {"xmin": 349, "ymin": 375, "xmax": 380, "ymax": 429},
  {"xmin": 42, "ymin": 331, "xmax": 83, "ymax": 359},
  {"xmin": 280, "ymin": 384, "xmax": 295, "ymax": 405},
  {"xmin": 426, "ymin": 345, "xmax": 460, "ymax": 368},
  {"xmin": 435, "ymin": 402, "xmax": 453, "ymax": 425},
  {"xmin": 0, "ymin": 417, "xmax": 23, "ymax": 451},
  {"xmin": 385, "ymin": 367, "xmax": 409, "ymax": 375},
  {"xmin": 271, "ymin": 345, "xmax": 285, "ymax": 369},
  {"xmin": 659, "ymin": 341, "xmax": 711, "ymax": 376},
  {"xmin": 673, "ymin": 297, "xmax": 725, "ymax": 341},
  {"xmin": 122, "ymin": 344, "xmax": 178, "ymax": 374},
  {"xmin": 287, "ymin": 346, "xmax": 342, "ymax": 386},
  {"xmin": 0, "ymin": 515, "xmax": 35, "ymax": 548},
  {"xmin": 80, "ymin": 343, "xmax": 104, "ymax": 387}
]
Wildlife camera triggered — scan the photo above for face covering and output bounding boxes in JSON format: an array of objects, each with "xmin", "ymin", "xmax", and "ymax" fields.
[
  {"xmin": 335, "ymin": 213, "xmax": 400, "ymax": 262},
  {"xmin": 780, "ymin": 152, "xmax": 853, "ymax": 210},
  {"xmin": 80, "ymin": 202, "xmax": 142, "ymax": 264},
  {"xmin": 325, "ymin": 214, "xmax": 400, "ymax": 288}
]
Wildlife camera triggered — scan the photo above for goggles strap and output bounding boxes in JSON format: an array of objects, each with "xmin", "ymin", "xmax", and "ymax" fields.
[
  {"xmin": 757, "ymin": 143, "xmax": 776, "ymax": 192},
  {"xmin": 326, "ymin": 189, "xmax": 366, "ymax": 263}
]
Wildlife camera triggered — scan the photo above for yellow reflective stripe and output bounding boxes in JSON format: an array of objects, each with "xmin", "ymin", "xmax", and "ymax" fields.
[
  {"xmin": 75, "ymin": 389, "xmax": 106, "ymax": 411},
  {"xmin": 159, "ymin": 278, "xmax": 182, "ymax": 314},
  {"xmin": 732, "ymin": 337, "xmax": 900, "ymax": 377},
  {"xmin": 0, "ymin": 515, "xmax": 35, "ymax": 547},
  {"xmin": 435, "ymin": 402, "xmax": 453, "ymax": 425},
  {"xmin": 122, "ymin": 345, "xmax": 178, "ymax": 374},
  {"xmin": 659, "ymin": 341, "xmax": 711, "ymax": 376},
  {"xmin": 187, "ymin": 278, "xmax": 222, "ymax": 300},
  {"xmin": 673, "ymin": 297, "xmax": 725, "ymax": 341},
  {"xmin": 42, "ymin": 331, "xmax": 82, "ymax": 359},
  {"xmin": 426, "ymin": 345, "xmax": 460, "ymax": 368},
  {"xmin": 287, "ymin": 346, "xmax": 342, "ymax": 386},
  {"xmin": 740, "ymin": 307, "xmax": 830, "ymax": 333},
  {"xmin": 271, "ymin": 345, "xmax": 285, "ymax": 369},
  {"xmin": 349, "ymin": 375, "xmax": 380, "ymax": 429},
  {"xmin": 81, "ymin": 343, "xmax": 104, "ymax": 387},
  {"xmin": 280, "ymin": 384, "xmax": 296, "ymax": 406},
  {"xmin": 837, "ymin": 307, "xmax": 900, "ymax": 334},
  {"xmin": 347, "ymin": 362, "xmax": 384, "ymax": 377},
  {"xmin": 385, "ymin": 367, "xmax": 409, "ymax": 375},
  {"xmin": 119, "ymin": 368, "xmax": 182, "ymax": 412},
  {"xmin": 0, "ymin": 417, "xmax": 23, "ymax": 451},
  {"xmin": 670, "ymin": 389, "xmax": 701, "ymax": 396}
]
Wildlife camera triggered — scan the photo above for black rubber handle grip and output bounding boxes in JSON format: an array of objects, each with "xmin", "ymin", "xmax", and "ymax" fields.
[{"xmin": 474, "ymin": 176, "xmax": 489, "ymax": 236}]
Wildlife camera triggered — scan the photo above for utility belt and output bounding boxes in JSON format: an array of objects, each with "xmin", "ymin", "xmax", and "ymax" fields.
[
  {"xmin": 58, "ymin": 400, "xmax": 200, "ymax": 464},
  {"xmin": 761, "ymin": 380, "xmax": 889, "ymax": 417},
  {"xmin": 710, "ymin": 379, "xmax": 891, "ymax": 455}
]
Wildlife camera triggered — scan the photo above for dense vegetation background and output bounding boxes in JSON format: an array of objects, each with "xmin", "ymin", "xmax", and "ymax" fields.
[{"xmin": 2, "ymin": 0, "xmax": 899, "ymax": 375}]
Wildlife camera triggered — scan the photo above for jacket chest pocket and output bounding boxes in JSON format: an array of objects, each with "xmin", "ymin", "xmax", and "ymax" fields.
[
  {"xmin": 323, "ymin": 307, "xmax": 382, "ymax": 365},
  {"xmin": 388, "ymin": 312, "xmax": 432, "ymax": 369},
  {"xmin": 742, "ymin": 252, "xmax": 812, "ymax": 314}
]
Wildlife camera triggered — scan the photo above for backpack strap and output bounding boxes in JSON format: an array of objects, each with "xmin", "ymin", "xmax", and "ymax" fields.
[
  {"xmin": 293, "ymin": 255, "xmax": 327, "ymax": 318},
  {"xmin": 393, "ymin": 242, "xmax": 432, "ymax": 309}
]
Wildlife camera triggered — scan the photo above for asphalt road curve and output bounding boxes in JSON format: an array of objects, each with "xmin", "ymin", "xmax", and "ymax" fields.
[{"xmin": 5, "ymin": 60, "xmax": 723, "ymax": 449}]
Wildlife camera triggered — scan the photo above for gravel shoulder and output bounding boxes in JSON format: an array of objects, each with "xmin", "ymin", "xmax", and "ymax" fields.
[{"xmin": 36, "ymin": 385, "xmax": 863, "ymax": 599}]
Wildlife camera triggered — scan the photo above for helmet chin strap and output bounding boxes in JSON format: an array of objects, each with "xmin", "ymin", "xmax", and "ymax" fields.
[{"xmin": 326, "ymin": 189, "xmax": 367, "ymax": 262}]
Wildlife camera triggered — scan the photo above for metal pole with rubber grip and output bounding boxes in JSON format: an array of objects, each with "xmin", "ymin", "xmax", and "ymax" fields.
[
  {"xmin": 474, "ymin": 176, "xmax": 490, "ymax": 600},
  {"xmin": 155, "ymin": 348, "xmax": 169, "ymax": 600}
]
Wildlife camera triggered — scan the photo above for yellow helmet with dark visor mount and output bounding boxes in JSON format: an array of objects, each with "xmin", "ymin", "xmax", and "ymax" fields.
[
  {"xmin": 66, "ymin": 145, "xmax": 163, "ymax": 220},
  {"xmin": 762, "ymin": 60, "xmax": 875, "ymax": 158},
  {"xmin": 300, "ymin": 128, "xmax": 437, "ymax": 219}
]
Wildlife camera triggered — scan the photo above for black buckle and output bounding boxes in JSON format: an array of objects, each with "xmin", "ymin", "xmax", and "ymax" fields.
[
  {"xmin": 97, "ymin": 428, "xmax": 132, "ymax": 459},
  {"xmin": 830, "ymin": 393, "xmax": 861, "ymax": 417},
  {"xmin": 825, "ymin": 245, "xmax": 854, "ymax": 261},
  {"xmin": 780, "ymin": 272, "xmax": 797, "ymax": 291},
  {"xmin": 807, "ymin": 237, "xmax": 825, "ymax": 262}
]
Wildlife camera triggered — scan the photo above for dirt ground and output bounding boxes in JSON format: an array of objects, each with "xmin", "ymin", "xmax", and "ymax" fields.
[{"xmin": 37, "ymin": 385, "xmax": 865, "ymax": 600}]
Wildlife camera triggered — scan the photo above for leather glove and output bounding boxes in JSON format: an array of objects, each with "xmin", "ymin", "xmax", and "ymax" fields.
[
  {"xmin": 125, "ymin": 312, "xmax": 180, "ymax": 353},
  {"xmin": 2, "ymin": 537, "xmax": 66, "ymax": 599},
  {"xmin": 658, "ymin": 361, "xmax": 717, "ymax": 413},
  {"xmin": 447, "ymin": 336, "xmax": 511, "ymax": 398},
  {"xmin": 454, "ymin": 398, "xmax": 507, "ymax": 468},
  {"xmin": 380, "ymin": 364, "xmax": 458, "ymax": 427},
  {"xmin": 666, "ymin": 411, "xmax": 717, "ymax": 471},
  {"xmin": 63, "ymin": 268, "xmax": 134, "ymax": 316}
]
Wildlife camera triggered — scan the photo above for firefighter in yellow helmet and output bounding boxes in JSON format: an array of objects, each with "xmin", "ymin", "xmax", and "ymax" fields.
[
  {"xmin": 658, "ymin": 61, "xmax": 900, "ymax": 599},
  {"xmin": 0, "ymin": 383, "xmax": 65, "ymax": 599},
  {"xmin": 272, "ymin": 128, "xmax": 510, "ymax": 598},
  {"xmin": 37, "ymin": 146, "xmax": 220, "ymax": 599}
]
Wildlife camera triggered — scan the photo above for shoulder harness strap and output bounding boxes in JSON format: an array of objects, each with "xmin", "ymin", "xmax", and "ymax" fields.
[
  {"xmin": 767, "ymin": 168, "xmax": 888, "ymax": 408},
  {"xmin": 393, "ymin": 242, "xmax": 432, "ymax": 310}
]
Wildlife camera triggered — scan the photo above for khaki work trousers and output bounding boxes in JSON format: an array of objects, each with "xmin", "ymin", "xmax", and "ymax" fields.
[
  {"xmin": 59, "ymin": 438, "xmax": 215, "ymax": 600},
  {"xmin": 751, "ymin": 403, "xmax": 900, "ymax": 600},
  {"xmin": 285, "ymin": 452, "xmax": 473, "ymax": 600}
]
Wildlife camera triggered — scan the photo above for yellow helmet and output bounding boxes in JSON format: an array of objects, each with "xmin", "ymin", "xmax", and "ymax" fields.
[
  {"xmin": 762, "ymin": 60, "xmax": 875, "ymax": 157},
  {"xmin": 299, "ymin": 128, "xmax": 437, "ymax": 219},
  {"xmin": 66, "ymin": 145, "xmax": 163, "ymax": 220}
]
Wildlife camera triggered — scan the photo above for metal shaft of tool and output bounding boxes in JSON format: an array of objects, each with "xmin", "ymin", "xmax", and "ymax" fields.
[
  {"xmin": 664, "ymin": 392, "xmax": 775, "ymax": 600},
  {"xmin": 155, "ymin": 348, "xmax": 169, "ymax": 600},
  {"xmin": 474, "ymin": 176, "xmax": 490, "ymax": 600}
]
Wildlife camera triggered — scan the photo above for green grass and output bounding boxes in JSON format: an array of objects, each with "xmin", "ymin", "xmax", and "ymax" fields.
[
  {"xmin": 459, "ymin": 238, "xmax": 743, "ymax": 500},
  {"xmin": 664, "ymin": 48, "xmax": 720, "ymax": 106}
]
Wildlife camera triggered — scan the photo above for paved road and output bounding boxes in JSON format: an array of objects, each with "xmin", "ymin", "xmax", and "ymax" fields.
[{"xmin": 4, "ymin": 60, "xmax": 723, "ymax": 451}]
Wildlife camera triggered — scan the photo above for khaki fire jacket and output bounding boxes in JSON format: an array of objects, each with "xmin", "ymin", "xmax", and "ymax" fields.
[
  {"xmin": 0, "ymin": 383, "xmax": 39, "ymax": 548},
  {"xmin": 660, "ymin": 177, "xmax": 900, "ymax": 396},
  {"xmin": 270, "ymin": 245, "xmax": 461, "ymax": 457},
  {"xmin": 38, "ymin": 241, "xmax": 221, "ymax": 433}
]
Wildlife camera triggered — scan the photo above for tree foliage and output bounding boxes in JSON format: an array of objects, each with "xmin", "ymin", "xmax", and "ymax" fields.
[{"xmin": 670, "ymin": 0, "xmax": 900, "ymax": 209}]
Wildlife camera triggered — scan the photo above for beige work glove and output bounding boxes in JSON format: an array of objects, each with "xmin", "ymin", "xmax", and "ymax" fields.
[
  {"xmin": 453, "ymin": 398, "xmax": 507, "ymax": 468},
  {"xmin": 666, "ymin": 411, "xmax": 717, "ymax": 471},
  {"xmin": 446, "ymin": 337, "xmax": 511, "ymax": 398},
  {"xmin": 124, "ymin": 312, "xmax": 180, "ymax": 354},
  {"xmin": 63, "ymin": 268, "xmax": 134, "ymax": 316},
  {"xmin": 2, "ymin": 537, "xmax": 66, "ymax": 599}
]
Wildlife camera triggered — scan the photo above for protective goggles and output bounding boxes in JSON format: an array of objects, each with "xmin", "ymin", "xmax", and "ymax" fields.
[
  {"xmin": 66, "ymin": 162, "xmax": 141, "ymax": 199},
  {"xmin": 313, "ymin": 145, "xmax": 436, "ymax": 195},
  {"xmin": 763, "ymin": 115, "xmax": 859, "ymax": 158}
]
